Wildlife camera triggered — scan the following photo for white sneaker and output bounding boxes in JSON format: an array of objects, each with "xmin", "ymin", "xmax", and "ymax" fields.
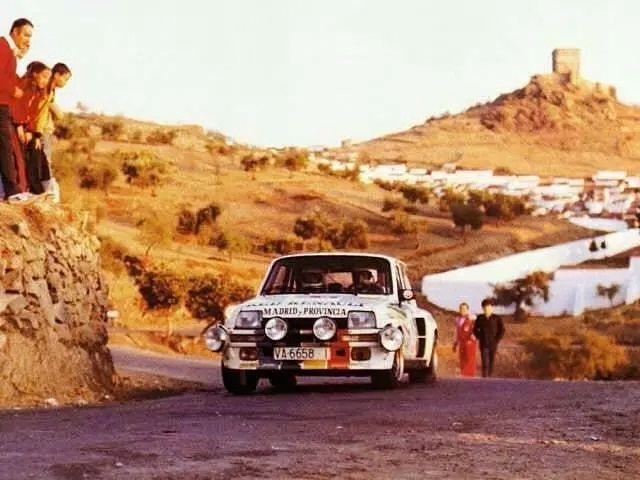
[{"xmin": 8, "ymin": 192, "xmax": 35, "ymax": 203}]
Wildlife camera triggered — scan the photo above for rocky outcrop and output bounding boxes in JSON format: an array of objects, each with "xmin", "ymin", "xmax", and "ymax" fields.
[{"xmin": 0, "ymin": 203, "xmax": 114, "ymax": 405}]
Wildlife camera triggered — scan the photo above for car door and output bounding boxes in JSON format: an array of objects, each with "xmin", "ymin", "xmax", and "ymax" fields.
[{"xmin": 395, "ymin": 263, "xmax": 419, "ymax": 359}]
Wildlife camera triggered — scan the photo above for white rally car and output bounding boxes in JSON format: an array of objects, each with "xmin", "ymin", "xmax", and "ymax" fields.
[{"xmin": 203, "ymin": 253, "xmax": 438, "ymax": 395}]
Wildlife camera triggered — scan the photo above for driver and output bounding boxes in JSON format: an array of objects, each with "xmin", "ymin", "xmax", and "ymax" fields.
[
  {"xmin": 298, "ymin": 269, "xmax": 324, "ymax": 293},
  {"xmin": 355, "ymin": 269, "xmax": 384, "ymax": 294}
]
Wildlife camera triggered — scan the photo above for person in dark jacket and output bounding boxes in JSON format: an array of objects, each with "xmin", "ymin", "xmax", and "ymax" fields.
[{"xmin": 473, "ymin": 298, "xmax": 505, "ymax": 378}]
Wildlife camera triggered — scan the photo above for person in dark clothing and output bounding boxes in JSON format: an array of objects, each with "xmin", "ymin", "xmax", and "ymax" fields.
[{"xmin": 473, "ymin": 298, "xmax": 505, "ymax": 378}]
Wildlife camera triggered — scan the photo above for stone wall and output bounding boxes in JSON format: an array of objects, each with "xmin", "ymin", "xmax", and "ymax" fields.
[{"xmin": 0, "ymin": 203, "xmax": 114, "ymax": 405}]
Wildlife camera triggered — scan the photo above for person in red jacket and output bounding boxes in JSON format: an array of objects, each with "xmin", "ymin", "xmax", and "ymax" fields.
[
  {"xmin": 0, "ymin": 18, "xmax": 33, "ymax": 200},
  {"xmin": 14, "ymin": 62, "xmax": 52, "ymax": 194}
]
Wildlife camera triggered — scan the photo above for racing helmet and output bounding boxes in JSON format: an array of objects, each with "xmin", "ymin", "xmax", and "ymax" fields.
[{"xmin": 299, "ymin": 269, "xmax": 324, "ymax": 290}]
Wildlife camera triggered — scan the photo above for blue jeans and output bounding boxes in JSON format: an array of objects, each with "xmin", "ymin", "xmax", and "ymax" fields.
[
  {"xmin": 0, "ymin": 105, "xmax": 19, "ymax": 198},
  {"xmin": 481, "ymin": 347, "xmax": 496, "ymax": 378}
]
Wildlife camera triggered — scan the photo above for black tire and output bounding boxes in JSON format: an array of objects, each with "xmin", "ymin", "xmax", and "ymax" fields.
[
  {"xmin": 222, "ymin": 365, "xmax": 259, "ymax": 395},
  {"xmin": 425, "ymin": 343, "xmax": 438, "ymax": 383},
  {"xmin": 371, "ymin": 350, "xmax": 404, "ymax": 389},
  {"xmin": 268, "ymin": 373, "xmax": 297, "ymax": 392},
  {"xmin": 409, "ymin": 342, "xmax": 438, "ymax": 384}
]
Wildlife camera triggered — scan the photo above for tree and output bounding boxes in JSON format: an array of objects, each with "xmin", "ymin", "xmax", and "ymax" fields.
[
  {"xmin": 492, "ymin": 271, "xmax": 553, "ymax": 322},
  {"xmin": 596, "ymin": 283, "xmax": 621, "ymax": 306},
  {"xmin": 282, "ymin": 148, "xmax": 308, "ymax": 176},
  {"xmin": 195, "ymin": 203, "xmax": 222, "ymax": 234},
  {"xmin": 137, "ymin": 211, "xmax": 173, "ymax": 257},
  {"xmin": 328, "ymin": 220, "xmax": 369, "ymax": 249},
  {"xmin": 450, "ymin": 202, "xmax": 484, "ymax": 240},
  {"xmin": 185, "ymin": 274, "xmax": 253, "ymax": 321},
  {"xmin": 400, "ymin": 185, "xmax": 430, "ymax": 204},
  {"xmin": 293, "ymin": 215, "xmax": 325, "ymax": 248},
  {"xmin": 240, "ymin": 154, "xmax": 259, "ymax": 179},
  {"xmin": 77, "ymin": 163, "xmax": 118, "ymax": 195},
  {"xmin": 119, "ymin": 150, "xmax": 169, "ymax": 192}
]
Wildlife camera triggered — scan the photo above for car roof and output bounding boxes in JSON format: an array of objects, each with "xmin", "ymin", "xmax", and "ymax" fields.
[{"xmin": 272, "ymin": 252, "xmax": 399, "ymax": 263}]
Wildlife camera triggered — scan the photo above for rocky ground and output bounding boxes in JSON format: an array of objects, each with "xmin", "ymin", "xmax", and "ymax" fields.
[{"xmin": 0, "ymin": 347, "xmax": 637, "ymax": 480}]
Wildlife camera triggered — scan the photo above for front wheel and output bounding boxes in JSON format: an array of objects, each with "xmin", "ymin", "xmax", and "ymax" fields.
[
  {"xmin": 409, "ymin": 342, "xmax": 438, "ymax": 384},
  {"xmin": 222, "ymin": 365, "xmax": 259, "ymax": 395},
  {"xmin": 371, "ymin": 350, "xmax": 404, "ymax": 389}
]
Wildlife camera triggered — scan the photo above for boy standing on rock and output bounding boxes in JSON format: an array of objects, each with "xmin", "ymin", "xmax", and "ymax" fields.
[{"xmin": 473, "ymin": 298, "xmax": 505, "ymax": 378}]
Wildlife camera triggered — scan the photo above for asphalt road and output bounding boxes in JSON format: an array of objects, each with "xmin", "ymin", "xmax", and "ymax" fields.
[{"xmin": 0, "ymin": 347, "xmax": 638, "ymax": 480}]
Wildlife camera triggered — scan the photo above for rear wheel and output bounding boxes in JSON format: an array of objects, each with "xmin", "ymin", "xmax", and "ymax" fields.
[
  {"xmin": 268, "ymin": 373, "xmax": 297, "ymax": 392},
  {"xmin": 371, "ymin": 350, "xmax": 404, "ymax": 389},
  {"xmin": 222, "ymin": 365, "xmax": 259, "ymax": 395}
]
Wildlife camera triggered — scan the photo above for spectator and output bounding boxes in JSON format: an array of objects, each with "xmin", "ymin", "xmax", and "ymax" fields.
[
  {"xmin": 14, "ymin": 61, "xmax": 52, "ymax": 194},
  {"xmin": 473, "ymin": 298, "xmax": 505, "ymax": 378},
  {"xmin": 0, "ymin": 18, "xmax": 33, "ymax": 201},
  {"xmin": 452, "ymin": 302, "xmax": 477, "ymax": 377}
]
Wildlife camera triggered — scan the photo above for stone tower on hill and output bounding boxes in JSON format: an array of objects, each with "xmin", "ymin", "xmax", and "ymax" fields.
[{"xmin": 552, "ymin": 48, "xmax": 580, "ymax": 85}]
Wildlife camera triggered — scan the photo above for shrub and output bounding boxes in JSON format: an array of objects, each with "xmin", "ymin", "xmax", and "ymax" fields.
[
  {"xmin": 400, "ymin": 185, "xmax": 430, "ymax": 204},
  {"xmin": 185, "ymin": 274, "xmax": 254, "ymax": 321},
  {"xmin": 54, "ymin": 115, "xmax": 89, "ymax": 139},
  {"xmin": 195, "ymin": 203, "xmax": 222, "ymax": 234},
  {"xmin": 283, "ymin": 149, "xmax": 308, "ymax": 174},
  {"xmin": 260, "ymin": 236, "xmax": 300, "ymax": 255},
  {"xmin": 374, "ymin": 179, "xmax": 401, "ymax": 192},
  {"xmin": 119, "ymin": 150, "xmax": 168, "ymax": 189},
  {"xmin": 521, "ymin": 332, "xmax": 629, "ymax": 380},
  {"xmin": 100, "ymin": 119, "xmax": 125, "ymax": 141},
  {"xmin": 147, "ymin": 128, "xmax": 177, "ymax": 145},
  {"xmin": 77, "ymin": 163, "xmax": 119, "ymax": 194},
  {"xmin": 211, "ymin": 231, "xmax": 250, "ymax": 261},
  {"xmin": 176, "ymin": 208, "xmax": 197, "ymax": 235},
  {"xmin": 331, "ymin": 219, "xmax": 369, "ymax": 249},
  {"xmin": 389, "ymin": 211, "xmax": 417, "ymax": 234},
  {"xmin": 494, "ymin": 166, "xmax": 513, "ymax": 175},
  {"xmin": 382, "ymin": 196, "xmax": 404, "ymax": 212},
  {"xmin": 293, "ymin": 215, "xmax": 325, "ymax": 242},
  {"xmin": 137, "ymin": 270, "xmax": 183, "ymax": 310}
]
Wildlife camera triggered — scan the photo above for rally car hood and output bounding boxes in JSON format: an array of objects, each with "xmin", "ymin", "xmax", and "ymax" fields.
[{"xmin": 229, "ymin": 294, "xmax": 398, "ymax": 326}]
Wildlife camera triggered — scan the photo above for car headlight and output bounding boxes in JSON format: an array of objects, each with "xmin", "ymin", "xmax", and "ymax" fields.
[
  {"xmin": 236, "ymin": 311, "xmax": 262, "ymax": 329},
  {"xmin": 203, "ymin": 324, "xmax": 228, "ymax": 352},
  {"xmin": 380, "ymin": 325, "xmax": 403, "ymax": 352},
  {"xmin": 348, "ymin": 311, "xmax": 376, "ymax": 329},
  {"xmin": 313, "ymin": 317, "xmax": 336, "ymax": 341},
  {"xmin": 265, "ymin": 317, "xmax": 288, "ymax": 341}
]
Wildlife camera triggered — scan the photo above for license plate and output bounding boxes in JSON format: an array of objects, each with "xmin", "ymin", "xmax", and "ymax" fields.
[{"xmin": 273, "ymin": 347, "xmax": 327, "ymax": 361}]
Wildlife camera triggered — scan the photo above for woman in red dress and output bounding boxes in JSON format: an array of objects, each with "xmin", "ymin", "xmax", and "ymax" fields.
[{"xmin": 452, "ymin": 302, "xmax": 477, "ymax": 377}]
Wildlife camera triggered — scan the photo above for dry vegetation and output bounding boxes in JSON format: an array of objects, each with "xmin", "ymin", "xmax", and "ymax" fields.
[{"xmin": 46, "ymin": 110, "xmax": 639, "ymax": 379}]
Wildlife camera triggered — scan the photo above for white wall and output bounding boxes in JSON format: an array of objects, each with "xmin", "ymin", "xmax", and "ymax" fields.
[{"xmin": 422, "ymin": 229, "xmax": 640, "ymax": 316}]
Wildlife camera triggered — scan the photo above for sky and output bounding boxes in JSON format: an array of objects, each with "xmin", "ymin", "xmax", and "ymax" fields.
[{"xmin": 2, "ymin": 0, "xmax": 639, "ymax": 147}]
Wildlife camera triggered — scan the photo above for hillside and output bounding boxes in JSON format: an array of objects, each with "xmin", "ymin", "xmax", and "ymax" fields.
[{"xmin": 351, "ymin": 74, "xmax": 640, "ymax": 177}]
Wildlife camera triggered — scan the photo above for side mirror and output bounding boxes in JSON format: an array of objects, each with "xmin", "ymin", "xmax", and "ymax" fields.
[{"xmin": 401, "ymin": 289, "xmax": 415, "ymax": 301}]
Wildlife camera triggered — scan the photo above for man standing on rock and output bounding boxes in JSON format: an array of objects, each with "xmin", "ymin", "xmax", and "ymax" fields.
[
  {"xmin": 0, "ymin": 18, "xmax": 33, "ymax": 200},
  {"xmin": 473, "ymin": 298, "xmax": 505, "ymax": 378}
]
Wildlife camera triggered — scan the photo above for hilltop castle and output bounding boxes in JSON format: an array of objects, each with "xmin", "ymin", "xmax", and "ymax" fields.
[{"xmin": 548, "ymin": 48, "xmax": 616, "ymax": 98}]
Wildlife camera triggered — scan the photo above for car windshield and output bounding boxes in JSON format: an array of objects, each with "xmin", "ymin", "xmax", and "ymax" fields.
[{"xmin": 261, "ymin": 255, "xmax": 393, "ymax": 295}]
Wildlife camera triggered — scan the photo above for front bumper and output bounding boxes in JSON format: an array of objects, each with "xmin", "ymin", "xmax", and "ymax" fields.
[{"xmin": 222, "ymin": 328, "xmax": 396, "ymax": 372}]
